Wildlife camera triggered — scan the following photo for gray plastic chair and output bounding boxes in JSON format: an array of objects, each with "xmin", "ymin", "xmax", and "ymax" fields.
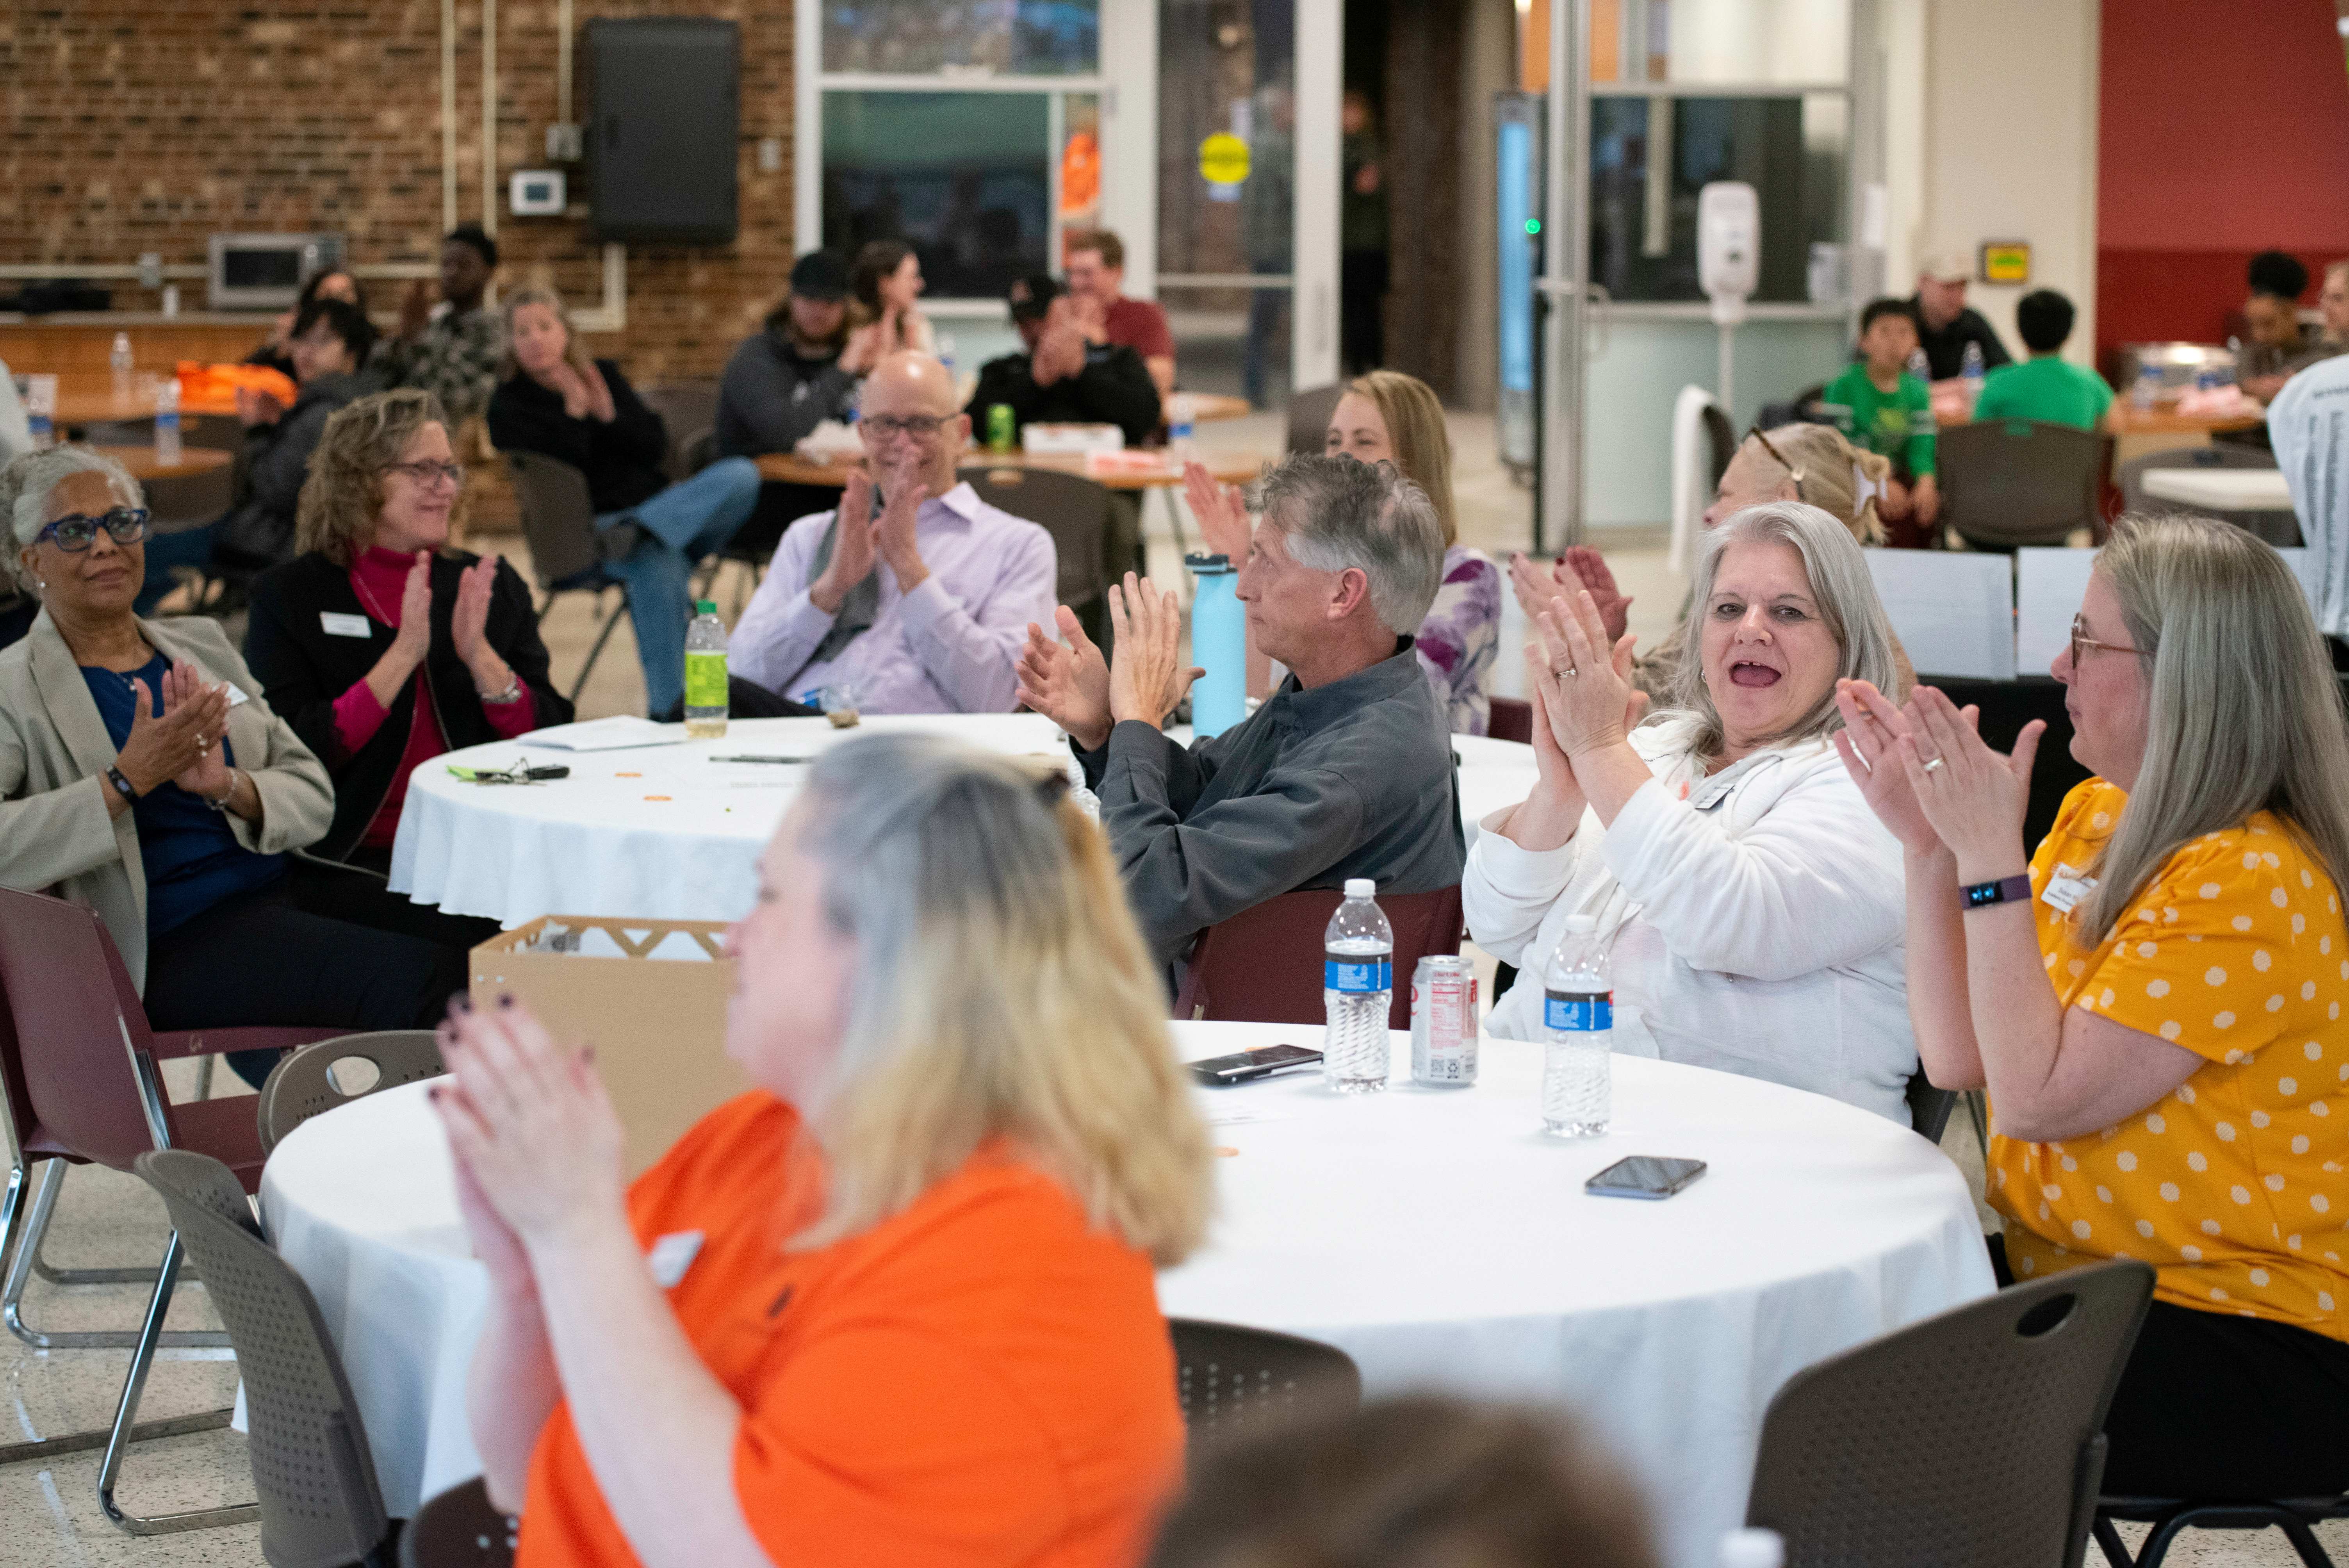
[
  {"xmin": 2115, "ymin": 444, "xmax": 2293, "ymax": 547},
  {"xmin": 1939, "ymin": 419, "xmax": 2109, "ymax": 549},
  {"xmin": 400, "ymin": 1477, "xmax": 515, "ymax": 1568},
  {"xmin": 1746, "ymin": 1257, "xmax": 2153, "ymax": 1568},
  {"xmin": 2096, "ymin": 1492, "xmax": 2349, "ymax": 1568},
  {"xmin": 133, "ymin": 1149, "xmax": 390, "ymax": 1568},
  {"xmin": 256, "ymin": 1031, "xmax": 445, "ymax": 1156},
  {"xmin": 1287, "ymin": 384, "xmax": 1343, "ymax": 456},
  {"xmin": 506, "ymin": 449, "xmax": 627, "ymax": 702},
  {"xmin": 959, "ymin": 464, "xmax": 1115, "ymax": 645},
  {"xmin": 635, "ymin": 381, "xmax": 720, "ymax": 483},
  {"xmin": 1905, "ymin": 1073, "xmax": 1957, "ymax": 1143},
  {"xmin": 1169, "ymin": 1319, "xmax": 1362, "ymax": 1459}
]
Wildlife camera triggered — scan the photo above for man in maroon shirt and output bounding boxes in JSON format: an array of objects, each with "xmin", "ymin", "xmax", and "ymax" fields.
[{"xmin": 1064, "ymin": 230, "xmax": 1176, "ymax": 408}]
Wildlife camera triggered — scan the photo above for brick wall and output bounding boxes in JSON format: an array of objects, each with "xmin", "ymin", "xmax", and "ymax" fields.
[{"xmin": 3, "ymin": 0, "xmax": 801, "ymax": 383}]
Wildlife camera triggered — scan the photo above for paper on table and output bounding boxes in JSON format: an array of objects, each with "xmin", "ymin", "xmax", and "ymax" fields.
[
  {"xmin": 2015, "ymin": 548, "xmax": 2096, "ymax": 677},
  {"xmin": 518, "ymin": 715, "xmax": 684, "ymax": 752},
  {"xmin": 1864, "ymin": 549, "xmax": 2016, "ymax": 680}
]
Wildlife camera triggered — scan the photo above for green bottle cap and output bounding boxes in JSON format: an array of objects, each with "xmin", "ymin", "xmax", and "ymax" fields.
[{"xmin": 695, "ymin": 600, "xmax": 717, "ymax": 615}]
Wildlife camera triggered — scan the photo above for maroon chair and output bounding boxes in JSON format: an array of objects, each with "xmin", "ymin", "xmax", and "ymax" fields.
[
  {"xmin": 1488, "ymin": 696, "xmax": 1533, "ymax": 745},
  {"xmin": 1173, "ymin": 887, "xmax": 1465, "ymax": 1033},
  {"xmin": 0, "ymin": 884, "xmax": 338, "ymax": 1531}
]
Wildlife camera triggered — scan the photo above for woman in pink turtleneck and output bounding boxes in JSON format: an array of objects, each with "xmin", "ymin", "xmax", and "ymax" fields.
[{"xmin": 245, "ymin": 388, "xmax": 571, "ymax": 945}]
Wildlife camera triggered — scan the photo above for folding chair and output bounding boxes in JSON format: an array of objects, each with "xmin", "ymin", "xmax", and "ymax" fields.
[
  {"xmin": 1939, "ymin": 419, "xmax": 2110, "ymax": 551},
  {"xmin": 1173, "ymin": 887, "xmax": 1465, "ymax": 1033},
  {"xmin": 507, "ymin": 450, "xmax": 627, "ymax": 703},
  {"xmin": 257, "ymin": 1031, "xmax": 444, "ymax": 1156},
  {"xmin": 960, "ymin": 463, "xmax": 1116, "ymax": 649},
  {"xmin": 1169, "ymin": 1319, "xmax": 1361, "ymax": 1459}
]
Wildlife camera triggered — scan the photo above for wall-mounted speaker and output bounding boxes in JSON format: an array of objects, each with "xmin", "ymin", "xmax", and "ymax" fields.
[{"xmin": 584, "ymin": 18, "xmax": 739, "ymax": 246}]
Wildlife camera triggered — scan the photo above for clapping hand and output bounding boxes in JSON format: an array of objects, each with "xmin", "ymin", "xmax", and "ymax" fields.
[
  {"xmin": 1529, "ymin": 589, "xmax": 1644, "ymax": 760},
  {"xmin": 870, "ymin": 450, "xmax": 930, "ymax": 592},
  {"xmin": 811, "ymin": 472, "xmax": 880, "ymax": 615},
  {"xmin": 1183, "ymin": 460, "xmax": 1251, "ymax": 561},
  {"xmin": 1887, "ymin": 685, "xmax": 2041, "ymax": 877},
  {"xmin": 158, "ymin": 661, "xmax": 233, "ymax": 798},
  {"xmin": 1016, "ymin": 607, "xmax": 1113, "ymax": 750},
  {"xmin": 1105, "ymin": 573, "xmax": 1203, "ymax": 732},
  {"xmin": 429, "ymin": 997, "xmax": 626, "ymax": 1253},
  {"xmin": 1506, "ymin": 549, "xmax": 1631, "ymax": 643},
  {"xmin": 1831, "ymin": 679, "xmax": 1947, "ymax": 858}
]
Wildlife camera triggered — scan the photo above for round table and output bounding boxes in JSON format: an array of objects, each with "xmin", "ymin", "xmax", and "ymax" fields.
[
  {"xmin": 91, "ymin": 442, "xmax": 233, "ymax": 483},
  {"xmin": 756, "ymin": 449, "xmax": 1267, "ymax": 492},
  {"xmin": 389, "ymin": 716, "xmax": 1540, "ymax": 928},
  {"xmin": 260, "ymin": 1021, "xmax": 1993, "ymax": 1564}
]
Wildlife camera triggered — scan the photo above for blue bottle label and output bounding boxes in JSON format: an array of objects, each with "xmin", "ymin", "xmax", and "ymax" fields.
[
  {"xmin": 1544, "ymin": 991, "xmax": 1613, "ymax": 1032},
  {"xmin": 1325, "ymin": 956, "xmax": 1392, "ymax": 994}
]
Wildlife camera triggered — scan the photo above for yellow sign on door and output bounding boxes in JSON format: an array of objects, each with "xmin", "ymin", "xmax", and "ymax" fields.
[
  {"xmin": 1199, "ymin": 132, "xmax": 1251, "ymax": 186},
  {"xmin": 1979, "ymin": 241, "xmax": 2031, "ymax": 285}
]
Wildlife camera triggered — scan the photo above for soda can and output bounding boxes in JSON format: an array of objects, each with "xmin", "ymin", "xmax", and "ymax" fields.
[
  {"xmin": 1410, "ymin": 955, "xmax": 1479, "ymax": 1087},
  {"xmin": 987, "ymin": 403, "xmax": 1017, "ymax": 453}
]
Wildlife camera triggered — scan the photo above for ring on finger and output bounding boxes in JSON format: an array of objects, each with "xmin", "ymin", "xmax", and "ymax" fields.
[{"xmin": 1921, "ymin": 755, "xmax": 1946, "ymax": 773}]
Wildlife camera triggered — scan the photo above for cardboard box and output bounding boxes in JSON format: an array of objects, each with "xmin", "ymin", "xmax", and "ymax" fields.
[{"xmin": 470, "ymin": 916, "xmax": 747, "ymax": 1177}]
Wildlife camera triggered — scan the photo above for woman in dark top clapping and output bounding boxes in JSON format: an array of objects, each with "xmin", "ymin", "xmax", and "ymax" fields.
[
  {"xmin": 486, "ymin": 287, "xmax": 763, "ymax": 717},
  {"xmin": 245, "ymin": 389, "xmax": 570, "ymax": 950}
]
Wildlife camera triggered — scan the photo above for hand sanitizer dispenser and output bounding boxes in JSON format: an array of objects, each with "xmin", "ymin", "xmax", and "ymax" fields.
[{"xmin": 1697, "ymin": 181, "xmax": 1759, "ymax": 407}]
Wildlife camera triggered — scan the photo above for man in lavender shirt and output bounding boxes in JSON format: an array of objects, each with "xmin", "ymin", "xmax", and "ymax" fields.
[{"xmin": 731, "ymin": 352, "xmax": 1057, "ymax": 713}]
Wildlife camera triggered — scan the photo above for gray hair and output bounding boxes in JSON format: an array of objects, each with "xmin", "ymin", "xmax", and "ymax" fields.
[
  {"xmin": 1255, "ymin": 454, "xmax": 1445, "ymax": 634},
  {"xmin": 3, "ymin": 446, "xmax": 144, "ymax": 592},
  {"xmin": 781, "ymin": 732, "xmax": 1210, "ymax": 1263},
  {"xmin": 1664, "ymin": 500, "xmax": 1902, "ymax": 756},
  {"xmin": 2075, "ymin": 514, "xmax": 2349, "ymax": 944}
]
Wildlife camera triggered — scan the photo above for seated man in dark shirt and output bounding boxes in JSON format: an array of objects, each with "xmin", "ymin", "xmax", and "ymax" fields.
[
  {"xmin": 968, "ymin": 275, "xmax": 1163, "ymax": 449},
  {"xmin": 1907, "ymin": 252, "xmax": 2012, "ymax": 382},
  {"xmin": 1016, "ymin": 454, "xmax": 1463, "ymax": 967}
]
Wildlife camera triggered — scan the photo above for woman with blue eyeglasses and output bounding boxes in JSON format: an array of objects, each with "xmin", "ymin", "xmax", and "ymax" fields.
[{"xmin": 0, "ymin": 445, "xmax": 469, "ymax": 1085}]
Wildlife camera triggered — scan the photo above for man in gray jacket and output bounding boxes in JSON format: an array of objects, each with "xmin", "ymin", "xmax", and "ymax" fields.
[
  {"xmin": 714, "ymin": 251, "xmax": 879, "ymax": 459},
  {"xmin": 1017, "ymin": 454, "xmax": 1462, "ymax": 966}
]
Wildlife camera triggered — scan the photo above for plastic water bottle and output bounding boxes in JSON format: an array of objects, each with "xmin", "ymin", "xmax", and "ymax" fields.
[
  {"xmin": 683, "ymin": 600, "xmax": 729, "ymax": 738},
  {"xmin": 1185, "ymin": 552, "xmax": 1246, "ymax": 739},
  {"xmin": 2132, "ymin": 365, "xmax": 2161, "ymax": 412},
  {"xmin": 110, "ymin": 333, "xmax": 135, "ymax": 400},
  {"xmin": 1540, "ymin": 914, "xmax": 1613, "ymax": 1137},
  {"xmin": 23, "ymin": 376, "xmax": 54, "ymax": 452},
  {"xmin": 153, "ymin": 378, "xmax": 182, "ymax": 467},
  {"xmin": 1168, "ymin": 392, "xmax": 1197, "ymax": 460},
  {"xmin": 1960, "ymin": 340, "xmax": 1985, "ymax": 404},
  {"xmin": 1322, "ymin": 879, "xmax": 1394, "ymax": 1094},
  {"xmin": 937, "ymin": 333, "xmax": 957, "ymax": 381},
  {"xmin": 1905, "ymin": 347, "xmax": 1929, "ymax": 383},
  {"xmin": 1718, "ymin": 1529, "xmax": 1786, "ymax": 1568}
]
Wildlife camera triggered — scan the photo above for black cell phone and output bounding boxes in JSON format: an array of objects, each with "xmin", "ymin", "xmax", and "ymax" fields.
[
  {"xmin": 1585, "ymin": 1155, "xmax": 1708, "ymax": 1200},
  {"xmin": 1187, "ymin": 1044, "xmax": 1324, "ymax": 1087}
]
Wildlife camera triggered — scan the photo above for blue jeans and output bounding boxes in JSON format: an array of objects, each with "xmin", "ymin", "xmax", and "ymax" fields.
[
  {"xmin": 595, "ymin": 456, "xmax": 763, "ymax": 714},
  {"xmin": 137, "ymin": 521, "xmax": 219, "ymax": 616}
]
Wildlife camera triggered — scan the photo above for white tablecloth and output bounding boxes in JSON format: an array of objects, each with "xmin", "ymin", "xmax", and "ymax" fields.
[
  {"xmin": 389, "ymin": 716, "xmax": 1539, "ymax": 927},
  {"xmin": 261, "ymin": 1021, "xmax": 1991, "ymax": 1566},
  {"xmin": 2140, "ymin": 467, "xmax": 2294, "ymax": 512}
]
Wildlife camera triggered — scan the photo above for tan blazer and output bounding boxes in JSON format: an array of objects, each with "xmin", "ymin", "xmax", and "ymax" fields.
[{"xmin": 0, "ymin": 610, "xmax": 333, "ymax": 991}]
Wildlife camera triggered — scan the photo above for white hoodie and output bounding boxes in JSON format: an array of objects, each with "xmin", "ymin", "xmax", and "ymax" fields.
[{"xmin": 1463, "ymin": 715, "xmax": 1918, "ymax": 1124}]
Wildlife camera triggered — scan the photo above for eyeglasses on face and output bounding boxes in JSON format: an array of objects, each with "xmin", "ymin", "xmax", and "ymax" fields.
[
  {"xmin": 862, "ymin": 414, "xmax": 948, "ymax": 442},
  {"xmin": 2069, "ymin": 613, "xmax": 2145, "ymax": 667},
  {"xmin": 35, "ymin": 508, "xmax": 152, "ymax": 552},
  {"xmin": 383, "ymin": 460, "xmax": 467, "ymax": 490}
]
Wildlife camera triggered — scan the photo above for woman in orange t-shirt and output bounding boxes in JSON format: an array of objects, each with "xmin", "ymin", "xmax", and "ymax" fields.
[
  {"xmin": 427, "ymin": 734, "xmax": 1214, "ymax": 1568},
  {"xmin": 1836, "ymin": 514, "xmax": 2349, "ymax": 1501}
]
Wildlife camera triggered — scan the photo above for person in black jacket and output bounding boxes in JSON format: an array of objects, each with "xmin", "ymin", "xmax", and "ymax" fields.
[
  {"xmin": 139, "ymin": 297, "xmax": 380, "ymax": 612},
  {"xmin": 487, "ymin": 287, "xmax": 762, "ymax": 717},
  {"xmin": 713, "ymin": 251, "xmax": 879, "ymax": 460},
  {"xmin": 968, "ymin": 274, "xmax": 1162, "ymax": 448},
  {"xmin": 245, "ymin": 388, "xmax": 571, "ymax": 950}
]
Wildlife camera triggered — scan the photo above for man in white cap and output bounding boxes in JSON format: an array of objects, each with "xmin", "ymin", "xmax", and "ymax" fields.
[{"xmin": 1908, "ymin": 251, "xmax": 2013, "ymax": 383}]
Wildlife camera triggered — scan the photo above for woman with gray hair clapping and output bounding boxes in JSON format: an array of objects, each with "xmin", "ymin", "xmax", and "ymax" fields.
[
  {"xmin": 1464, "ymin": 500, "xmax": 1921, "ymax": 1123},
  {"xmin": 0, "ymin": 445, "xmax": 470, "ymax": 1085}
]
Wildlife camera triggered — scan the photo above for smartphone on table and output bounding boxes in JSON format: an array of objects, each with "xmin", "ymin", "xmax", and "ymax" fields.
[
  {"xmin": 1187, "ymin": 1044, "xmax": 1324, "ymax": 1087},
  {"xmin": 1584, "ymin": 1155, "xmax": 1707, "ymax": 1200}
]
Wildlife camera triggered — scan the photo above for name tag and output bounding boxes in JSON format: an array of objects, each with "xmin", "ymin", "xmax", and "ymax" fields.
[
  {"xmin": 224, "ymin": 685, "xmax": 249, "ymax": 708},
  {"xmin": 2042, "ymin": 863, "xmax": 2098, "ymax": 914},
  {"xmin": 646, "ymin": 1230, "xmax": 704, "ymax": 1289},
  {"xmin": 320, "ymin": 611, "xmax": 374, "ymax": 639}
]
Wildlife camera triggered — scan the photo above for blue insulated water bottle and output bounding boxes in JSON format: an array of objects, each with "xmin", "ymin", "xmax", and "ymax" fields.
[{"xmin": 1186, "ymin": 554, "xmax": 1246, "ymax": 739}]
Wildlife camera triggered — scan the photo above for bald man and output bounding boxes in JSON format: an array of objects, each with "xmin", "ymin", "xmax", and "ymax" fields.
[{"xmin": 732, "ymin": 352, "xmax": 1057, "ymax": 713}]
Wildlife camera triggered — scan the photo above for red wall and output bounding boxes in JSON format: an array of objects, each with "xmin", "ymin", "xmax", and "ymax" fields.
[{"xmin": 2096, "ymin": 0, "xmax": 2349, "ymax": 367}]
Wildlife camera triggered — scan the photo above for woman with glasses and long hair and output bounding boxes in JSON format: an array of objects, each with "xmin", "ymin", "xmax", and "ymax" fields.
[
  {"xmin": 1837, "ymin": 514, "xmax": 2349, "ymax": 1500},
  {"xmin": 0, "ymin": 445, "xmax": 467, "ymax": 1085},
  {"xmin": 1513, "ymin": 421, "xmax": 1905, "ymax": 699},
  {"xmin": 245, "ymin": 390, "xmax": 568, "ymax": 951},
  {"xmin": 433, "ymin": 734, "xmax": 1210, "ymax": 1564}
]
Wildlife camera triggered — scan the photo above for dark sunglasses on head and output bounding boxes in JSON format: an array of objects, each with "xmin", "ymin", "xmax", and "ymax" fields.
[{"xmin": 35, "ymin": 508, "xmax": 152, "ymax": 552}]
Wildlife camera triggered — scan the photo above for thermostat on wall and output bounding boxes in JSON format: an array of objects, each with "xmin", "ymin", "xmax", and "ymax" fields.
[{"xmin": 510, "ymin": 169, "xmax": 567, "ymax": 217}]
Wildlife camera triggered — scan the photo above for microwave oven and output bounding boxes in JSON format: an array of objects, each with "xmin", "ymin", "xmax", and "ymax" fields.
[{"xmin": 207, "ymin": 233, "xmax": 347, "ymax": 311}]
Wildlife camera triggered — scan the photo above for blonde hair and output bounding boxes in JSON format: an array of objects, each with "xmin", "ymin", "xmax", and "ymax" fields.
[
  {"xmin": 2075, "ymin": 515, "xmax": 2349, "ymax": 944},
  {"xmin": 1742, "ymin": 423, "xmax": 1890, "ymax": 545},
  {"xmin": 788, "ymin": 734, "xmax": 1212, "ymax": 1264},
  {"xmin": 1342, "ymin": 369, "xmax": 1460, "ymax": 546},
  {"xmin": 497, "ymin": 286, "xmax": 596, "ymax": 382},
  {"xmin": 1666, "ymin": 500, "xmax": 1902, "ymax": 759},
  {"xmin": 294, "ymin": 388, "xmax": 459, "ymax": 567}
]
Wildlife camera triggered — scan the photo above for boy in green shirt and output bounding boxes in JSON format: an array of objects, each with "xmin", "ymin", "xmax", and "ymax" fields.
[
  {"xmin": 1822, "ymin": 298, "xmax": 1938, "ymax": 543},
  {"xmin": 1971, "ymin": 289, "xmax": 2114, "ymax": 431}
]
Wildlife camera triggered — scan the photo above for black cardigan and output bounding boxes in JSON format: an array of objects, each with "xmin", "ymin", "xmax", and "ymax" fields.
[
  {"xmin": 243, "ymin": 549, "xmax": 573, "ymax": 861},
  {"xmin": 485, "ymin": 359, "xmax": 670, "ymax": 515}
]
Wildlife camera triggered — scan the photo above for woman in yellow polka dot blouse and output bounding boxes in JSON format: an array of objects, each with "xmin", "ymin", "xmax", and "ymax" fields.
[{"xmin": 1834, "ymin": 515, "xmax": 2349, "ymax": 1500}]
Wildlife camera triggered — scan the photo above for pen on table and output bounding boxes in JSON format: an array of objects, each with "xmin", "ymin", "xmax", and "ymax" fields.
[{"xmin": 709, "ymin": 754, "xmax": 816, "ymax": 764}]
